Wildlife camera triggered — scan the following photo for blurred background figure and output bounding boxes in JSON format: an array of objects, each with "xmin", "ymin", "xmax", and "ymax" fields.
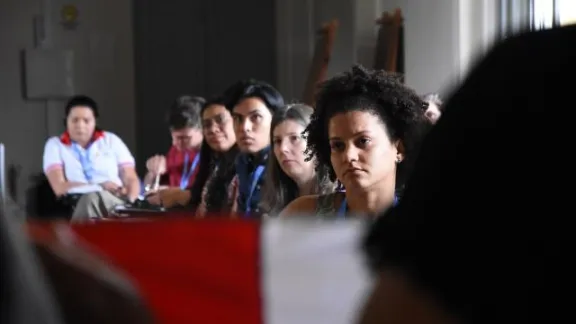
[
  {"xmin": 421, "ymin": 93, "xmax": 443, "ymax": 124},
  {"xmin": 259, "ymin": 103, "xmax": 334, "ymax": 216},
  {"xmin": 359, "ymin": 24, "xmax": 576, "ymax": 324},
  {"xmin": 144, "ymin": 96, "xmax": 204, "ymax": 205},
  {"xmin": 42, "ymin": 96, "xmax": 139, "ymax": 222}
]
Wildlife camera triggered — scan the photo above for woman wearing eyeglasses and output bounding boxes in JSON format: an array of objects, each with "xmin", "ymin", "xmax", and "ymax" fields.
[{"xmin": 158, "ymin": 96, "xmax": 240, "ymax": 216}]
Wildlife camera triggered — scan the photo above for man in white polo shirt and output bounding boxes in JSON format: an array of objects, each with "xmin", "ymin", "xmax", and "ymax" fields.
[{"xmin": 43, "ymin": 95, "xmax": 140, "ymax": 222}]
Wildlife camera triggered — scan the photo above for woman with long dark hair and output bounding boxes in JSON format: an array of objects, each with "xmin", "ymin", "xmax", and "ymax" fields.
[
  {"xmin": 259, "ymin": 104, "xmax": 334, "ymax": 216},
  {"xmin": 223, "ymin": 79, "xmax": 284, "ymax": 217},
  {"xmin": 159, "ymin": 96, "xmax": 240, "ymax": 216},
  {"xmin": 189, "ymin": 97, "xmax": 240, "ymax": 215}
]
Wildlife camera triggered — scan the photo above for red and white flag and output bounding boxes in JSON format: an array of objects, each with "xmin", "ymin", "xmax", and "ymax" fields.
[{"xmin": 71, "ymin": 218, "xmax": 372, "ymax": 324}]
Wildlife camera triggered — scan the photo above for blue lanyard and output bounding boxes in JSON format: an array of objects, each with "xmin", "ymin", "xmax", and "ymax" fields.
[
  {"xmin": 180, "ymin": 153, "xmax": 200, "ymax": 189},
  {"xmin": 72, "ymin": 143, "xmax": 95, "ymax": 181},
  {"xmin": 337, "ymin": 198, "xmax": 348, "ymax": 218},
  {"xmin": 337, "ymin": 195, "xmax": 399, "ymax": 218},
  {"xmin": 245, "ymin": 165, "xmax": 265, "ymax": 214}
]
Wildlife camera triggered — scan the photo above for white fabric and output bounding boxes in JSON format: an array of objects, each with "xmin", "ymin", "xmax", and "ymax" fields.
[
  {"xmin": 263, "ymin": 219, "xmax": 373, "ymax": 324},
  {"xmin": 67, "ymin": 185, "xmax": 103, "ymax": 194},
  {"xmin": 42, "ymin": 131, "xmax": 135, "ymax": 193}
]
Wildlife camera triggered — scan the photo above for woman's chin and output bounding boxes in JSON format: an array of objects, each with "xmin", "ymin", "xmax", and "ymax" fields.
[
  {"xmin": 340, "ymin": 179, "xmax": 364, "ymax": 191},
  {"xmin": 281, "ymin": 166, "xmax": 300, "ymax": 178}
]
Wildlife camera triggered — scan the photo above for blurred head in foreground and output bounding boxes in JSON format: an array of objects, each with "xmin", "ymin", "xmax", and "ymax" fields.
[{"xmin": 359, "ymin": 25, "xmax": 576, "ymax": 324}]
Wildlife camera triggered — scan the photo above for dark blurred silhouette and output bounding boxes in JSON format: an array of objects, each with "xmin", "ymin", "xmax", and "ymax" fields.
[
  {"xmin": 29, "ymin": 222, "xmax": 156, "ymax": 324},
  {"xmin": 361, "ymin": 24, "xmax": 576, "ymax": 324},
  {"xmin": 2, "ymin": 198, "xmax": 155, "ymax": 323},
  {"xmin": 1, "ymin": 202, "xmax": 63, "ymax": 324}
]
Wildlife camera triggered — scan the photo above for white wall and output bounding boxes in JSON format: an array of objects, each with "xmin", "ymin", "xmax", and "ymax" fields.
[
  {"xmin": 276, "ymin": 0, "xmax": 502, "ymax": 99},
  {"xmin": 377, "ymin": 0, "xmax": 462, "ymax": 95},
  {"xmin": 0, "ymin": 0, "xmax": 134, "ymax": 208},
  {"xmin": 134, "ymin": 0, "xmax": 277, "ymax": 172}
]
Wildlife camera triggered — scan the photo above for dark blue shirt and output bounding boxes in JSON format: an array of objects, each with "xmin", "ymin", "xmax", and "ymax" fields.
[{"xmin": 235, "ymin": 147, "xmax": 269, "ymax": 217}]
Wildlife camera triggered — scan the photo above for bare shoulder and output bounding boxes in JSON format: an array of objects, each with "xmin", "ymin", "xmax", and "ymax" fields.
[{"xmin": 278, "ymin": 194, "xmax": 319, "ymax": 218}]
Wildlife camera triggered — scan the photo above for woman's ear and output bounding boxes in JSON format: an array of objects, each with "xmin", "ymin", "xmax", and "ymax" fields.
[{"xmin": 395, "ymin": 140, "xmax": 405, "ymax": 163}]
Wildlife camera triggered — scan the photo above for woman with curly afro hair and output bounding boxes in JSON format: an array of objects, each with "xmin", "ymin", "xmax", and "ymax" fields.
[{"xmin": 280, "ymin": 65, "xmax": 430, "ymax": 218}]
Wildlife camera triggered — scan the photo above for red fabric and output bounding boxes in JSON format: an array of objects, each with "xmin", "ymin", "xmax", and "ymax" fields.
[
  {"xmin": 59, "ymin": 129, "xmax": 104, "ymax": 145},
  {"xmin": 72, "ymin": 218, "xmax": 262, "ymax": 324},
  {"xmin": 166, "ymin": 146, "xmax": 200, "ymax": 188}
]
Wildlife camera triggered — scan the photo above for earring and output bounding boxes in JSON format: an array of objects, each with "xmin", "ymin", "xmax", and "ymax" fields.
[{"xmin": 396, "ymin": 157, "xmax": 402, "ymax": 164}]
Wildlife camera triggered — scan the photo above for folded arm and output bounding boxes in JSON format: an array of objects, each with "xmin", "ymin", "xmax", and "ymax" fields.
[
  {"xmin": 45, "ymin": 168, "xmax": 86, "ymax": 197},
  {"xmin": 43, "ymin": 138, "xmax": 85, "ymax": 196}
]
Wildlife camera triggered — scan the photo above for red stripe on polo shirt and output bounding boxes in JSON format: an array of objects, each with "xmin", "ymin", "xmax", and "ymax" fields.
[{"xmin": 60, "ymin": 129, "xmax": 105, "ymax": 145}]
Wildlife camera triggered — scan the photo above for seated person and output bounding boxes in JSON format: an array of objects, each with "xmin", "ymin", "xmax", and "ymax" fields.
[
  {"xmin": 144, "ymin": 96, "xmax": 204, "ymax": 204},
  {"xmin": 158, "ymin": 96, "xmax": 241, "ymax": 215},
  {"xmin": 259, "ymin": 104, "xmax": 335, "ymax": 216},
  {"xmin": 280, "ymin": 66, "xmax": 429, "ymax": 218},
  {"xmin": 223, "ymin": 79, "xmax": 284, "ymax": 218},
  {"xmin": 42, "ymin": 95, "xmax": 140, "ymax": 222}
]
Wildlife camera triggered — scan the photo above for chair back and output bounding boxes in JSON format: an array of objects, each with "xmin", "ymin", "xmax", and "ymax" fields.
[
  {"xmin": 374, "ymin": 9, "xmax": 404, "ymax": 75},
  {"xmin": 302, "ymin": 20, "xmax": 339, "ymax": 106}
]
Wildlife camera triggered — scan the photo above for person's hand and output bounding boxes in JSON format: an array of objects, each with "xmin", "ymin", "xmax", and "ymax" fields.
[
  {"xmin": 100, "ymin": 181, "xmax": 126, "ymax": 196},
  {"xmin": 158, "ymin": 189, "xmax": 181, "ymax": 208},
  {"xmin": 146, "ymin": 188, "xmax": 189, "ymax": 208},
  {"xmin": 100, "ymin": 181, "xmax": 120, "ymax": 192},
  {"xmin": 118, "ymin": 187, "xmax": 128, "ymax": 196},
  {"xmin": 146, "ymin": 192, "xmax": 161, "ymax": 206},
  {"xmin": 146, "ymin": 155, "xmax": 167, "ymax": 176}
]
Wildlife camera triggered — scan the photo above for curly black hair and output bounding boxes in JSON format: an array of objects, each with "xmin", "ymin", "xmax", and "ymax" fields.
[{"xmin": 304, "ymin": 65, "xmax": 430, "ymax": 192}]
